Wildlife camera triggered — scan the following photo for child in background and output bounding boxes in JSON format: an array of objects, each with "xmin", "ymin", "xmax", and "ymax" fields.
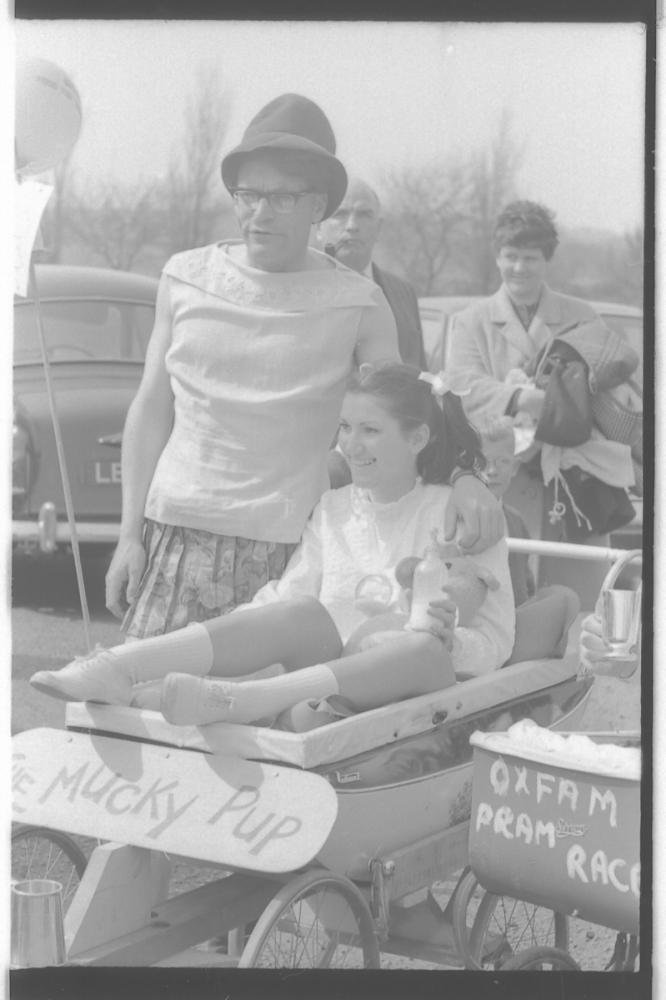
[{"xmin": 478, "ymin": 417, "xmax": 580, "ymax": 664}]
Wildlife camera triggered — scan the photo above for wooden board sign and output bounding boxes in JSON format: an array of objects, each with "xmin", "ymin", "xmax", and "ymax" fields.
[{"xmin": 12, "ymin": 728, "xmax": 338, "ymax": 874}]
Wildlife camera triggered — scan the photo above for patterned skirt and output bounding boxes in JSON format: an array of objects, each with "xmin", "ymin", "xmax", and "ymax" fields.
[{"xmin": 122, "ymin": 520, "xmax": 297, "ymax": 639}]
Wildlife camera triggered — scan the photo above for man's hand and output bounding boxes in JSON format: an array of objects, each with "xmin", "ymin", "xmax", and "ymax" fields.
[
  {"xmin": 579, "ymin": 613, "xmax": 638, "ymax": 679},
  {"xmin": 105, "ymin": 537, "xmax": 147, "ymax": 619},
  {"xmin": 444, "ymin": 475, "xmax": 505, "ymax": 554}
]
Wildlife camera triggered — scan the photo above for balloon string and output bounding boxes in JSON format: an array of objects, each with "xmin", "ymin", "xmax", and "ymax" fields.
[{"xmin": 29, "ymin": 258, "xmax": 92, "ymax": 652}]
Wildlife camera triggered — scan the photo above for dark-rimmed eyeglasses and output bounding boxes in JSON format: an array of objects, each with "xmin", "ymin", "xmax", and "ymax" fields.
[{"xmin": 231, "ymin": 189, "xmax": 316, "ymax": 214}]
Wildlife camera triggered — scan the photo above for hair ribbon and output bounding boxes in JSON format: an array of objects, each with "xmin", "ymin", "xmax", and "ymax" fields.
[{"xmin": 418, "ymin": 370, "xmax": 471, "ymax": 398}]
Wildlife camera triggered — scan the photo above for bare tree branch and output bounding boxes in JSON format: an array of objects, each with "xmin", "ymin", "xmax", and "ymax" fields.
[
  {"xmin": 158, "ymin": 66, "xmax": 233, "ymax": 254},
  {"xmin": 64, "ymin": 178, "xmax": 162, "ymax": 271}
]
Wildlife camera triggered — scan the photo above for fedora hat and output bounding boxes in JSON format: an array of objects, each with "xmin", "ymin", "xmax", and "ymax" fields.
[{"xmin": 221, "ymin": 93, "xmax": 347, "ymax": 218}]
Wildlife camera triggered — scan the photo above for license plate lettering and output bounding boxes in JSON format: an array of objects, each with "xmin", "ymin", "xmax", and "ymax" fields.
[{"xmin": 93, "ymin": 461, "xmax": 122, "ymax": 485}]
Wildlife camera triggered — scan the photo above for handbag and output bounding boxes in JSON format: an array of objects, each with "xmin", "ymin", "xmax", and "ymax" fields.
[
  {"xmin": 591, "ymin": 376, "xmax": 643, "ymax": 496},
  {"xmin": 559, "ymin": 467, "xmax": 636, "ymax": 540},
  {"xmin": 555, "ymin": 321, "xmax": 639, "ymax": 392},
  {"xmin": 591, "ymin": 377, "xmax": 643, "ymax": 454},
  {"xmin": 533, "ymin": 340, "xmax": 593, "ymax": 447}
]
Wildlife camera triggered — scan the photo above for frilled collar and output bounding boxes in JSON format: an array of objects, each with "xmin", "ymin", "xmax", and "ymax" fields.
[
  {"xmin": 162, "ymin": 240, "xmax": 379, "ymax": 312},
  {"xmin": 350, "ymin": 478, "xmax": 425, "ymax": 519}
]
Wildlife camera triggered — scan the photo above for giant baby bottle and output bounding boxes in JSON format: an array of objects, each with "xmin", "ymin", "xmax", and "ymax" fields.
[{"xmin": 407, "ymin": 530, "xmax": 448, "ymax": 631}]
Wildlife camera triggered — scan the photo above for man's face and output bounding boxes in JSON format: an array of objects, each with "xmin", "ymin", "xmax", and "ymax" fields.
[
  {"xmin": 320, "ymin": 181, "xmax": 383, "ymax": 273},
  {"xmin": 234, "ymin": 158, "xmax": 326, "ymax": 272},
  {"xmin": 496, "ymin": 245, "xmax": 549, "ymax": 304}
]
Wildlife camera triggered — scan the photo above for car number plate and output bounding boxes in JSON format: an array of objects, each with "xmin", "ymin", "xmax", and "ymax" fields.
[{"xmin": 89, "ymin": 460, "xmax": 122, "ymax": 485}]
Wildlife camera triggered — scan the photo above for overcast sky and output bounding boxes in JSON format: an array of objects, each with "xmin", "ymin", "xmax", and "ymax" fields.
[{"xmin": 14, "ymin": 19, "xmax": 646, "ymax": 234}]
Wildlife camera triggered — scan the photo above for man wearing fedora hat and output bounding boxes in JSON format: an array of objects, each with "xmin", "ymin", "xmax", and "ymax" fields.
[{"xmin": 105, "ymin": 93, "xmax": 503, "ymax": 639}]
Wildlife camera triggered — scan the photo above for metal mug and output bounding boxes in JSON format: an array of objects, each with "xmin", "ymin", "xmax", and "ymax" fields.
[{"xmin": 11, "ymin": 878, "xmax": 66, "ymax": 967}]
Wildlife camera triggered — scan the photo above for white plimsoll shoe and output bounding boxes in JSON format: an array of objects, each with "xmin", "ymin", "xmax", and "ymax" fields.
[
  {"xmin": 161, "ymin": 673, "xmax": 237, "ymax": 726},
  {"xmin": 30, "ymin": 646, "xmax": 133, "ymax": 705}
]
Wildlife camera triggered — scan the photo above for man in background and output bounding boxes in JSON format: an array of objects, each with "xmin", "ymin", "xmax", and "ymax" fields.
[{"xmin": 319, "ymin": 177, "xmax": 426, "ymax": 370}]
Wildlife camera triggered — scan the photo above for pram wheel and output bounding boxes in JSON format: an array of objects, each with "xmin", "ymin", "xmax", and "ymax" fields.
[
  {"xmin": 238, "ymin": 869, "xmax": 380, "ymax": 968},
  {"xmin": 500, "ymin": 945, "xmax": 581, "ymax": 970},
  {"xmin": 11, "ymin": 825, "xmax": 88, "ymax": 913},
  {"xmin": 468, "ymin": 890, "xmax": 568, "ymax": 970},
  {"xmin": 450, "ymin": 867, "xmax": 483, "ymax": 967}
]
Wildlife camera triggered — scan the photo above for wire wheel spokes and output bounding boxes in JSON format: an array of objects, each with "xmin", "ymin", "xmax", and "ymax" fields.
[
  {"xmin": 12, "ymin": 826, "xmax": 87, "ymax": 913},
  {"xmin": 469, "ymin": 890, "xmax": 568, "ymax": 970},
  {"xmin": 239, "ymin": 870, "xmax": 379, "ymax": 969},
  {"xmin": 500, "ymin": 945, "xmax": 581, "ymax": 971}
]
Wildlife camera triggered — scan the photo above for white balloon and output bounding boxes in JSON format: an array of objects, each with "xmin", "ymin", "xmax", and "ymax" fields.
[{"xmin": 15, "ymin": 58, "xmax": 82, "ymax": 176}]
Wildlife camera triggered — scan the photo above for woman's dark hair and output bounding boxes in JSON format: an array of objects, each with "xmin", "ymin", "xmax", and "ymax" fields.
[
  {"xmin": 346, "ymin": 362, "xmax": 485, "ymax": 484},
  {"xmin": 230, "ymin": 148, "xmax": 330, "ymax": 195},
  {"xmin": 493, "ymin": 200, "xmax": 559, "ymax": 260}
]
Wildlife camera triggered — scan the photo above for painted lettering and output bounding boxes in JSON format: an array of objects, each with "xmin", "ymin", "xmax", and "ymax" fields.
[
  {"xmin": 249, "ymin": 815, "xmax": 302, "ymax": 855},
  {"xmin": 13, "ymin": 766, "xmax": 36, "ymax": 796},
  {"xmin": 558, "ymin": 778, "xmax": 579, "ymax": 812},
  {"xmin": 39, "ymin": 762, "xmax": 89, "ymax": 804},
  {"xmin": 475, "ymin": 802, "xmax": 493, "ymax": 832},
  {"xmin": 534, "ymin": 819, "xmax": 555, "ymax": 849},
  {"xmin": 131, "ymin": 778, "xmax": 180, "ymax": 820},
  {"xmin": 536, "ymin": 772, "xmax": 555, "ymax": 804},
  {"xmin": 493, "ymin": 805, "xmax": 514, "ymax": 839},
  {"xmin": 514, "ymin": 812, "xmax": 534, "ymax": 845},
  {"xmin": 513, "ymin": 765, "xmax": 529, "ymax": 796},
  {"xmin": 146, "ymin": 793, "xmax": 199, "ymax": 839},
  {"xmin": 566, "ymin": 844, "xmax": 589, "ymax": 883},
  {"xmin": 590, "ymin": 849, "xmax": 610, "ymax": 886},
  {"xmin": 489, "ymin": 757, "xmax": 509, "ymax": 797},
  {"xmin": 630, "ymin": 863, "xmax": 640, "ymax": 897},
  {"xmin": 589, "ymin": 786, "xmax": 617, "ymax": 828},
  {"xmin": 233, "ymin": 810, "xmax": 276, "ymax": 843},
  {"xmin": 81, "ymin": 764, "xmax": 121, "ymax": 804},
  {"xmin": 207, "ymin": 785, "xmax": 260, "ymax": 826},
  {"xmin": 106, "ymin": 783, "xmax": 142, "ymax": 815},
  {"xmin": 608, "ymin": 858, "xmax": 629, "ymax": 893}
]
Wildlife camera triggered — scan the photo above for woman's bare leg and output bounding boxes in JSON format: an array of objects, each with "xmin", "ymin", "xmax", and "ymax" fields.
[
  {"xmin": 30, "ymin": 597, "xmax": 341, "ymax": 704},
  {"xmin": 161, "ymin": 630, "xmax": 454, "ymax": 725},
  {"xmin": 205, "ymin": 597, "xmax": 342, "ymax": 676}
]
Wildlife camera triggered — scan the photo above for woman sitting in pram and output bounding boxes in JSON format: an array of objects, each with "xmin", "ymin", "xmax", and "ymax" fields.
[{"xmin": 32, "ymin": 363, "xmax": 575, "ymax": 730}]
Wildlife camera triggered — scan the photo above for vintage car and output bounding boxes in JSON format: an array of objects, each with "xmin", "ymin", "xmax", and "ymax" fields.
[{"xmin": 12, "ymin": 265, "xmax": 158, "ymax": 554}]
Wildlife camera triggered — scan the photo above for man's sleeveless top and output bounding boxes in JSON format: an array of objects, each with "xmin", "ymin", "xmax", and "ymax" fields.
[{"xmin": 145, "ymin": 241, "xmax": 382, "ymax": 543}]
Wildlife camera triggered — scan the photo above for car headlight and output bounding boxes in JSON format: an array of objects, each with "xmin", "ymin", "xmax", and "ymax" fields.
[{"xmin": 12, "ymin": 405, "xmax": 35, "ymax": 512}]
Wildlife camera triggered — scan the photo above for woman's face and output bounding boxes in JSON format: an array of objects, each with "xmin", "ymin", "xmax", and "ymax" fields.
[
  {"xmin": 234, "ymin": 158, "xmax": 327, "ymax": 272},
  {"xmin": 495, "ymin": 244, "xmax": 548, "ymax": 304},
  {"xmin": 338, "ymin": 393, "xmax": 428, "ymax": 503}
]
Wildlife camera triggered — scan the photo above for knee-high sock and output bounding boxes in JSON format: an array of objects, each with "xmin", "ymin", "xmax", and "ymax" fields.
[
  {"xmin": 161, "ymin": 663, "xmax": 339, "ymax": 726},
  {"xmin": 111, "ymin": 623, "xmax": 214, "ymax": 684}
]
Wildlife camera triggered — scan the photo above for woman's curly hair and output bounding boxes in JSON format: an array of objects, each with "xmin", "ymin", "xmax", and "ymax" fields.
[{"xmin": 493, "ymin": 200, "xmax": 559, "ymax": 260}]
